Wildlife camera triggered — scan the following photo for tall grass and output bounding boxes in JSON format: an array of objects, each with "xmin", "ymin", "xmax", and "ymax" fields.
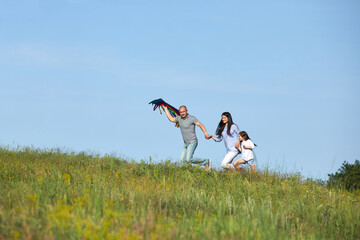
[{"xmin": 0, "ymin": 147, "xmax": 359, "ymax": 239}]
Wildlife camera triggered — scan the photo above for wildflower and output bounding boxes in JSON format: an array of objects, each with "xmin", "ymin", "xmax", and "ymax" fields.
[
  {"xmin": 37, "ymin": 176, "xmax": 43, "ymax": 185},
  {"xmin": 27, "ymin": 194, "xmax": 37, "ymax": 202},
  {"xmin": 63, "ymin": 173, "xmax": 71, "ymax": 184},
  {"xmin": 12, "ymin": 232, "xmax": 20, "ymax": 240}
]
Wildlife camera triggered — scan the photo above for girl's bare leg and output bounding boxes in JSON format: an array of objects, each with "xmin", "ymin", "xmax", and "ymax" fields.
[
  {"xmin": 249, "ymin": 164, "xmax": 262, "ymax": 181},
  {"xmin": 250, "ymin": 165, "xmax": 256, "ymax": 173},
  {"xmin": 233, "ymin": 159, "xmax": 245, "ymax": 171}
]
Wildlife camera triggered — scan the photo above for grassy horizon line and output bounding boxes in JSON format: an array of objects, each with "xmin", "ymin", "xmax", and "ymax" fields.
[{"xmin": 1, "ymin": 146, "xmax": 359, "ymax": 239}]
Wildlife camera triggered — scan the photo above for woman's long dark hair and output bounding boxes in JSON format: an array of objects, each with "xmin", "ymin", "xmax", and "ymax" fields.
[{"xmin": 216, "ymin": 112, "xmax": 235, "ymax": 136}]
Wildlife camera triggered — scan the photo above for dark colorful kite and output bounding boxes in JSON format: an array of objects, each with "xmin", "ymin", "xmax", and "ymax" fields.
[{"xmin": 149, "ymin": 98, "xmax": 180, "ymax": 127}]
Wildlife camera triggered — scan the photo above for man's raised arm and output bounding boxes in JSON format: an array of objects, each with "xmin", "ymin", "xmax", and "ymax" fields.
[{"xmin": 162, "ymin": 106, "xmax": 176, "ymax": 123}]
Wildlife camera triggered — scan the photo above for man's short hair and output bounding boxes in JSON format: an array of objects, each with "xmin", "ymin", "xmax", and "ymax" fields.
[{"xmin": 179, "ymin": 105, "xmax": 187, "ymax": 110}]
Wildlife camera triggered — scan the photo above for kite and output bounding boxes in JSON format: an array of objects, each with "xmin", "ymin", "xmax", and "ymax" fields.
[{"xmin": 149, "ymin": 98, "xmax": 180, "ymax": 127}]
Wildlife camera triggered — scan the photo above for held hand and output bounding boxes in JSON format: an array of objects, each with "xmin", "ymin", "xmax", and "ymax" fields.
[
  {"xmin": 205, "ymin": 133, "xmax": 211, "ymax": 140},
  {"xmin": 235, "ymin": 141, "xmax": 240, "ymax": 149}
]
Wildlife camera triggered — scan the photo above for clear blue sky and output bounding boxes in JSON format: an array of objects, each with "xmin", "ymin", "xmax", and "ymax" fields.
[{"xmin": 1, "ymin": 0, "xmax": 359, "ymax": 180}]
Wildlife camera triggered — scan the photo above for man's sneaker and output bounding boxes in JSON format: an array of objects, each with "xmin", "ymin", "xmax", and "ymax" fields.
[{"xmin": 205, "ymin": 159, "xmax": 212, "ymax": 171}]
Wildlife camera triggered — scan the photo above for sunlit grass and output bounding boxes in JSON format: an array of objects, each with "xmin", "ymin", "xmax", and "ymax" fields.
[{"xmin": 0, "ymin": 146, "xmax": 359, "ymax": 239}]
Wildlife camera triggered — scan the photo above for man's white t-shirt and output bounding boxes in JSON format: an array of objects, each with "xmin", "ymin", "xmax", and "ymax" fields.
[{"xmin": 239, "ymin": 139, "xmax": 255, "ymax": 161}]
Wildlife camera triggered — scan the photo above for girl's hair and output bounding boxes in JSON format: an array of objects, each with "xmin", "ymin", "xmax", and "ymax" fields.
[
  {"xmin": 216, "ymin": 112, "xmax": 235, "ymax": 136},
  {"xmin": 239, "ymin": 131, "xmax": 257, "ymax": 146}
]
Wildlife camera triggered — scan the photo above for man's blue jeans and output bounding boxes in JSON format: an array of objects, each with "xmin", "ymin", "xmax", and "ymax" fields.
[{"xmin": 180, "ymin": 141, "xmax": 209, "ymax": 166}]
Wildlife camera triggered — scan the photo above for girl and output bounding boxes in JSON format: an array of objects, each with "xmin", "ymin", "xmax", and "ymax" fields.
[
  {"xmin": 209, "ymin": 112, "xmax": 240, "ymax": 170},
  {"xmin": 233, "ymin": 131, "xmax": 256, "ymax": 173}
]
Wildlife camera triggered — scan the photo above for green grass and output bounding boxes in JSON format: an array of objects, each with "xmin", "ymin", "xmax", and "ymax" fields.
[{"xmin": 0, "ymin": 147, "xmax": 359, "ymax": 239}]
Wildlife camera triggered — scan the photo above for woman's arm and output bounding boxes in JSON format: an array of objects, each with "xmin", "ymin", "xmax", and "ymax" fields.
[
  {"xmin": 235, "ymin": 141, "xmax": 242, "ymax": 152},
  {"xmin": 235, "ymin": 140, "xmax": 240, "ymax": 149},
  {"xmin": 232, "ymin": 124, "xmax": 240, "ymax": 136}
]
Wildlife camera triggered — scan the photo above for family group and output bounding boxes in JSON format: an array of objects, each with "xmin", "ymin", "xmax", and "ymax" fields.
[{"xmin": 162, "ymin": 105, "xmax": 256, "ymax": 173}]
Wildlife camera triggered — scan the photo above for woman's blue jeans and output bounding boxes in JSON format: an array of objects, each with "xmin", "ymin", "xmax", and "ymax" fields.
[{"xmin": 180, "ymin": 141, "xmax": 209, "ymax": 166}]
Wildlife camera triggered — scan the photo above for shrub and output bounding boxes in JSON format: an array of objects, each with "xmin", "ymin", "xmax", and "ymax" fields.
[{"xmin": 328, "ymin": 160, "xmax": 360, "ymax": 191}]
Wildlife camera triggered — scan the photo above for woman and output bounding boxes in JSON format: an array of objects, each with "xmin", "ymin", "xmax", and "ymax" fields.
[{"xmin": 210, "ymin": 112, "xmax": 240, "ymax": 170}]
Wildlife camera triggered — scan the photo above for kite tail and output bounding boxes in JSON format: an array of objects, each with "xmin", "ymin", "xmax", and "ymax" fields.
[{"xmin": 149, "ymin": 98, "xmax": 180, "ymax": 127}]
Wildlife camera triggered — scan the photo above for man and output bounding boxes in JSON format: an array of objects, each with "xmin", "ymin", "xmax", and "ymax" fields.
[{"xmin": 162, "ymin": 105, "xmax": 212, "ymax": 170}]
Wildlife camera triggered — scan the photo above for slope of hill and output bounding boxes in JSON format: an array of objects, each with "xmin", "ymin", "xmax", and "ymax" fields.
[{"xmin": 0, "ymin": 147, "xmax": 359, "ymax": 239}]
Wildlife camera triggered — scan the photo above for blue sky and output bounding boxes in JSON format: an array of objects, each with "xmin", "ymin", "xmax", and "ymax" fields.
[{"xmin": 1, "ymin": 0, "xmax": 359, "ymax": 180}]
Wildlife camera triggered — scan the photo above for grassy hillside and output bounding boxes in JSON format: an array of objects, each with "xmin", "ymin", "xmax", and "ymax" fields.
[{"xmin": 0, "ymin": 147, "xmax": 359, "ymax": 239}]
